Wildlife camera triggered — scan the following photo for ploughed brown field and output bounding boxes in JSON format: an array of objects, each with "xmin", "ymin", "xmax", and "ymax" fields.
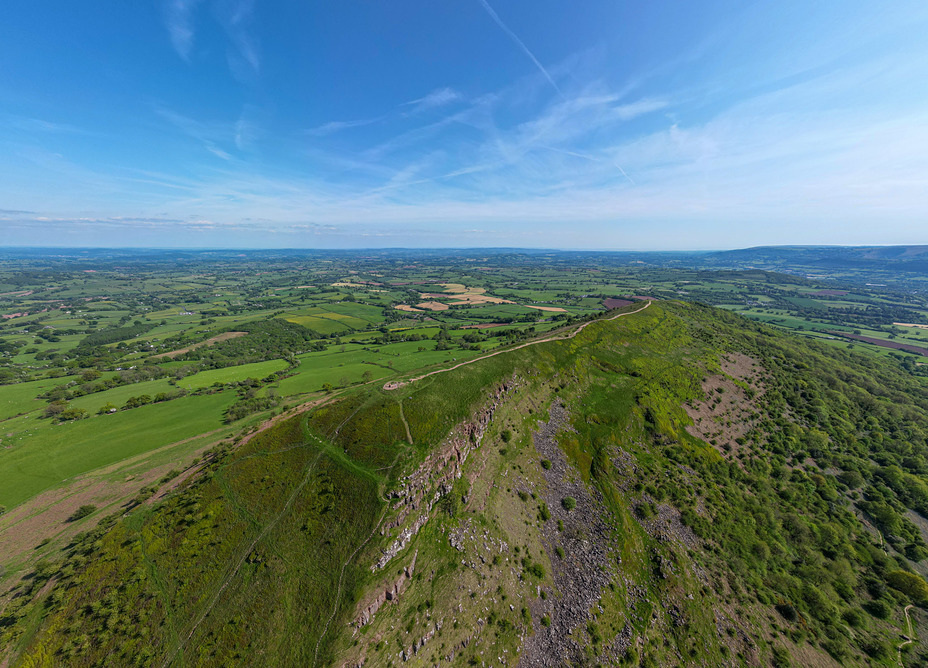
[
  {"xmin": 602, "ymin": 298, "xmax": 633, "ymax": 309},
  {"xmin": 832, "ymin": 331, "xmax": 928, "ymax": 356}
]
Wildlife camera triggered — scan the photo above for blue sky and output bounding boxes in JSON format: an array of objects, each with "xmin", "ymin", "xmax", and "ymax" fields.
[{"xmin": 1, "ymin": 1, "xmax": 927, "ymax": 249}]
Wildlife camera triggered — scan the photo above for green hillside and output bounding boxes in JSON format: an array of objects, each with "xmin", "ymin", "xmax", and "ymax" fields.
[{"xmin": 4, "ymin": 301, "xmax": 928, "ymax": 666}]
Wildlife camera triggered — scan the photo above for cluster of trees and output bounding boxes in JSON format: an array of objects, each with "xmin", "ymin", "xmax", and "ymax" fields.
[
  {"xmin": 175, "ymin": 319, "xmax": 324, "ymax": 367},
  {"xmin": 224, "ymin": 378, "xmax": 280, "ymax": 423}
]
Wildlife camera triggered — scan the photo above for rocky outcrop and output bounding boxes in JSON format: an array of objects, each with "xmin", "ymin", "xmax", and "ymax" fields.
[
  {"xmin": 373, "ymin": 514, "xmax": 428, "ymax": 570},
  {"xmin": 373, "ymin": 380, "xmax": 517, "ymax": 571},
  {"xmin": 400, "ymin": 620, "xmax": 441, "ymax": 661},
  {"xmin": 355, "ymin": 551, "xmax": 418, "ymax": 627}
]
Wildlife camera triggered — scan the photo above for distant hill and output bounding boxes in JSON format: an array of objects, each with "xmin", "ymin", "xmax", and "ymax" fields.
[{"xmin": 701, "ymin": 245, "xmax": 928, "ymax": 274}]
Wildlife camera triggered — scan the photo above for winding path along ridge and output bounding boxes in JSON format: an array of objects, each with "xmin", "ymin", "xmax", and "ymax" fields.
[{"xmin": 383, "ymin": 299, "xmax": 652, "ymax": 391}]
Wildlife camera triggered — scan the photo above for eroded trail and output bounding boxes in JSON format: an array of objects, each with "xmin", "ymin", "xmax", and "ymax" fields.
[
  {"xmin": 384, "ymin": 300, "xmax": 651, "ymax": 391},
  {"xmin": 898, "ymin": 604, "xmax": 915, "ymax": 667}
]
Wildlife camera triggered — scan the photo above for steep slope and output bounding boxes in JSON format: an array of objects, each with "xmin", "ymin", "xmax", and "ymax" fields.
[{"xmin": 4, "ymin": 301, "xmax": 928, "ymax": 666}]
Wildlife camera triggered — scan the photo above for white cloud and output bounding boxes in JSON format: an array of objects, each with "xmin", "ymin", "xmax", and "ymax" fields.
[
  {"xmin": 404, "ymin": 87, "xmax": 462, "ymax": 112},
  {"xmin": 164, "ymin": 0, "xmax": 201, "ymax": 61},
  {"xmin": 305, "ymin": 117, "xmax": 385, "ymax": 137}
]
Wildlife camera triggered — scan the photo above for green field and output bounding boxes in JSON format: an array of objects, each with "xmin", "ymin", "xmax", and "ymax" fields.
[
  {"xmin": 177, "ymin": 359, "xmax": 290, "ymax": 389},
  {"xmin": 67, "ymin": 378, "xmax": 177, "ymax": 413},
  {"xmin": 0, "ymin": 376, "xmax": 81, "ymax": 421},
  {"xmin": 0, "ymin": 391, "xmax": 236, "ymax": 508}
]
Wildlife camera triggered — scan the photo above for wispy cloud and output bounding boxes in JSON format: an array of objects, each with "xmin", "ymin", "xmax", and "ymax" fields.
[
  {"xmin": 305, "ymin": 117, "xmax": 386, "ymax": 137},
  {"xmin": 306, "ymin": 88, "xmax": 463, "ymax": 138},
  {"xmin": 206, "ymin": 145, "xmax": 233, "ymax": 161},
  {"xmin": 163, "ymin": 0, "xmax": 258, "ymax": 76},
  {"xmin": 217, "ymin": 0, "xmax": 260, "ymax": 75},
  {"xmin": 6, "ymin": 116, "xmax": 86, "ymax": 134},
  {"xmin": 613, "ymin": 98, "xmax": 668, "ymax": 121},
  {"xmin": 476, "ymin": 0, "xmax": 563, "ymax": 98},
  {"xmin": 164, "ymin": 0, "xmax": 201, "ymax": 61},
  {"xmin": 404, "ymin": 87, "xmax": 462, "ymax": 113},
  {"xmin": 155, "ymin": 106, "xmax": 238, "ymax": 160},
  {"xmin": 234, "ymin": 105, "xmax": 260, "ymax": 150}
]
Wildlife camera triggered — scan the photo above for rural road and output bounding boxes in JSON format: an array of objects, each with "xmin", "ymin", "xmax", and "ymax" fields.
[{"xmin": 383, "ymin": 299, "xmax": 652, "ymax": 391}]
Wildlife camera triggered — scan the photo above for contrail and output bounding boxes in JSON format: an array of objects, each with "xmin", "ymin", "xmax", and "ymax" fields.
[
  {"xmin": 542, "ymin": 145, "xmax": 636, "ymax": 185},
  {"xmin": 477, "ymin": 0, "xmax": 564, "ymax": 98}
]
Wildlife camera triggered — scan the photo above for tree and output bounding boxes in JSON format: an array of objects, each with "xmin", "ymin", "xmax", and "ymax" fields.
[
  {"xmin": 44, "ymin": 400, "xmax": 68, "ymax": 418},
  {"xmin": 60, "ymin": 407, "xmax": 88, "ymax": 421}
]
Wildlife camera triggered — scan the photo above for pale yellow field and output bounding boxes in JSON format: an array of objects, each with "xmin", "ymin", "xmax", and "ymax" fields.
[
  {"xmin": 524, "ymin": 305, "xmax": 566, "ymax": 312},
  {"xmin": 416, "ymin": 301, "xmax": 449, "ymax": 311},
  {"xmin": 448, "ymin": 294, "xmax": 513, "ymax": 305}
]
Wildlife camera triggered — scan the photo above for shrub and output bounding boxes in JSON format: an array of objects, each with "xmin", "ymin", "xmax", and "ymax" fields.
[
  {"xmin": 886, "ymin": 570, "xmax": 928, "ymax": 605},
  {"xmin": 539, "ymin": 503, "xmax": 551, "ymax": 521},
  {"xmin": 775, "ymin": 603, "xmax": 798, "ymax": 622},
  {"xmin": 540, "ymin": 459, "xmax": 552, "ymax": 470},
  {"xmin": 863, "ymin": 600, "xmax": 891, "ymax": 619},
  {"xmin": 838, "ymin": 470, "xmax": 865, "ymax": 489},
  {"xmin": 68, "ymin": 505, "xmax": 97, "ymax": 522},
  {"xmin": 561, "ymin": 497, "xmax": 577, "ymax": 511}
]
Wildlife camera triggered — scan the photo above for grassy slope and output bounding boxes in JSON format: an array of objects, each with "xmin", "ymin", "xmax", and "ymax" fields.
[{"xmin": 6, "ymin": 302, "xmax": 928, "ymax": 666}]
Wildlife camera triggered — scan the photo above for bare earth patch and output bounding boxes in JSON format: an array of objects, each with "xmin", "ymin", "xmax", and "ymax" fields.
[
  {"xmin": 684, "ymin": 352, "xmax": 766, "ymax": 460},
  {"xmin": 602, "ymin": 298, "xmax": 633, "ymax": 309},
  {"xmin": 153, "ymin": 331, "xmax": 247, "ymax": 359},
  {"xmin": 394, "ymin": 304, "xmax": 423, "ymax": 313}
]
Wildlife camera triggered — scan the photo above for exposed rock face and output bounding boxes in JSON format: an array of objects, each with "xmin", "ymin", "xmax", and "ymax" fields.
[
  {"xmin": 373, "ymin": 380, "xmax": 517, "ymax": 571},
  {"xmin": 355, "ymin": 551, "xmax": 418, "ymax": 627},
  {"xmin": 373, "ymin": 513, "xmax": 429, "ymax": 570},
  {"xmin": 400, "ymin": 620, "xmax": 441, "ymax": 661}
]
